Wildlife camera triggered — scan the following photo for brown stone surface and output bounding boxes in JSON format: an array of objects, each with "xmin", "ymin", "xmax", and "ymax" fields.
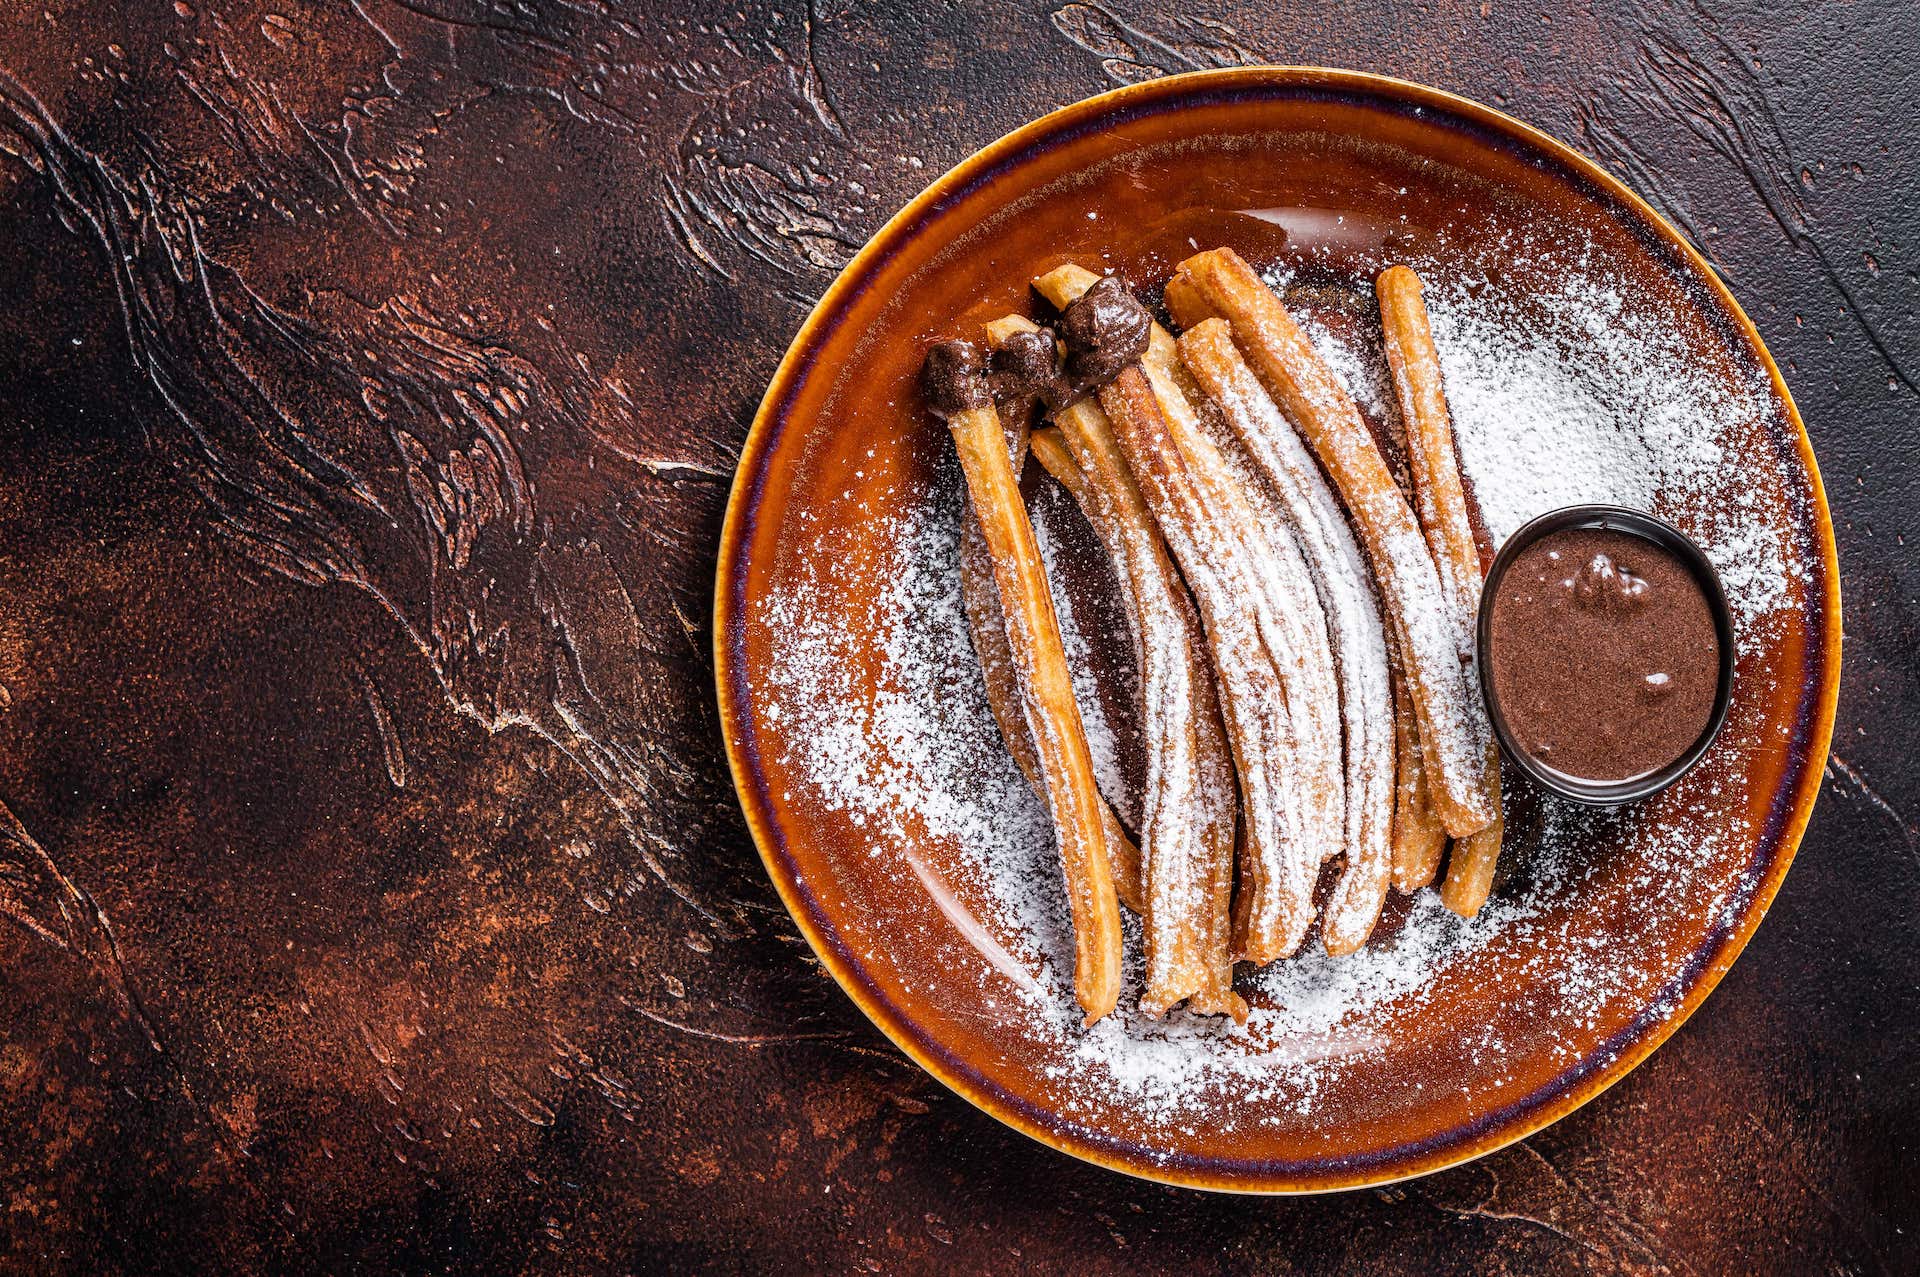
[{"xmin": 0, "ymin": 2, "xmax": 1911, "ymax": 1272}]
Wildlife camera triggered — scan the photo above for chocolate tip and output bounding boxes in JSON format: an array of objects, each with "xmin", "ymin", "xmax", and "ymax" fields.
[{"xmin": 921, "ymin": 338, "xmax": 991, "ymax": 419}]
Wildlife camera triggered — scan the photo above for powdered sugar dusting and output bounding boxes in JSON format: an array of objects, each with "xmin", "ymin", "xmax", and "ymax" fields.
[
  {"xmin": 1031, "ymin": 491, "xmax": 1131, "ymax": 827},
  {"xmin": 1420, "ymin": 256, "xmax": 1801, "ymax": 637},
  {"xmin": 752, "ymin": 231, "xmax": 1811, "ymax": 1142}
]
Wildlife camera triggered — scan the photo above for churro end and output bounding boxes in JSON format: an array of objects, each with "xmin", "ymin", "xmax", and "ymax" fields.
[
  {"xmin": 982, "ymin": 313, "xmax": 1043, "ymax": 345},
  {"xmin": 1162, "ymin": 269, "xmax": 1215, "ymax": 330},
  {"xmin": 1376, "ymin": 263, "xmax": 1425, "ymax": 297},
  {"xmin": 1176, "ymin": 315, "xmax": 1233, "ymax": 351},
  {"xmin": 921, "ymin": 338, "xmax": 991, "ymax": 420},
  {"xmin": 1033, "ymin": 262, "xmax": 1101, "ymax": 307},
  {"xmin": 1057, "ymin": 276, "xmax": 1151, "ymax": 391}
]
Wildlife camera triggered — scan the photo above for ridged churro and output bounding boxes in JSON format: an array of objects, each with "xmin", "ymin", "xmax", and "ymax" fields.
[
  {"xmin": 954, "ymin": 318, "xmax": 1146, "ymax": 912},
  {"xmin": 1135, "ymin": 325, "xmax": 1343, "ymax": 886},
  {"xmin": 1014, "ymin": 279, "xmax": 1241, "ymax": 1014},
  {"xmin": 923, "ymin": 342, "xmax": 1122, "ymax": 1022},
  {"xmin": 1386, "ymin": 619, "xmax": 1448, "ymax": 890},
  {"xmin": 1169, "ymin": 248, "xmax": 1495, "ymax": 841},
  {"xmin": 1376, "ymin": 266, "xmax": 1505, "ymax": 915},
  {"xmin": 1176, "ymin": 318, "xmax": 1397, "ymax": 954},
  {"xmin": 1031, "ymin": 421, "xmax": 1242, "ymax": 1020},
  {"xmin": 958, "ymin": 514, "xmax": 1145, "ymax": 912},
  {"xmin": 1037, "ymin": 266, "xmax": 1334, "ymax": 965},
  {"xmin": 1133, "ymin": 297, "xmax": 1345, "ymax": 885}
]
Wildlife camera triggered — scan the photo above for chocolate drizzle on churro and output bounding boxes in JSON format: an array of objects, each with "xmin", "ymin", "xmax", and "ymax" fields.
[
  {"xmin": 936, "ymin": 278, "xmax": 1154, "ymax": 428},
  {"xmin": 986, "ymin": 328, "xmax": 1067, "ymax": 413},
  {"xmin": 1057, "ymin": 275, "xmax": 1152, "ymax": 393},
  {"xmin": 922, "ymin": 339, "xmax": 992, "ymax": 418}
]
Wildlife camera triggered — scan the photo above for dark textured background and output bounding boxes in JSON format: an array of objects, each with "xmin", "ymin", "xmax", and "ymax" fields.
[{"xmin": 0, "ymin": 2, "xmax": 1911, "ymax": 1273}]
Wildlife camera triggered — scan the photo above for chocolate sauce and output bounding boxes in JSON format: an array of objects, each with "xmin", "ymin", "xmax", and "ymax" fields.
[
  {"xmin": 1486, "ymin": 527, "xmax": 1720, "ymax": 783},
  {"xmin": 921, "ymin": 338, "xmax": 991, "ymax": 419},
  {"xmin": 926, "ymin": 277, "xmax": 1151, "ymax": 423},
  {"xmin": 1056, "ymin": 276, "xmax": 1151, "ymax": 393},
  {"xmin": 987, "ymin": 328, "xmax": 1066, "ymax": 411}
]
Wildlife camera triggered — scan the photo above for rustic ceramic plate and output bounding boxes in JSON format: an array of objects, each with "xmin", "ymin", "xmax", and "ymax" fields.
[{"xmin": 714, "ymin": 68, "xmax": 1840, "ymax": 1192}]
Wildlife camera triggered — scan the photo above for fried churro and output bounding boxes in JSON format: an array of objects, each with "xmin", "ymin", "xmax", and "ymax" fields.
[
  {"xmin": 1041, "ymin": 266, "xmax": 1344, "ymax": 889},
  {"xmin": 1385, "ymin": 620, "xmax": 1447, "ymax": 891},
  {"xmin": 1375, "ymin": 269, "xmax": 1482, "ymax": 649},
  {"xmin": 958, "ymin": 513, "xmax": 1145, "ymax": 912},
  {"xmin": 1037, "ymin": 266, "xmax": 1334, "ymax": 965},
  {"xmin": 1169, "ymin": 248, "xmax": 1495, "ymax": 841},
  {"xmin": 1015, "ymin": 293, "xmax": 1242, "ymax": 1019},
  {"xmin": 1031, "ymin": 419, "xmax": 1242, "ymax": 1020},
  {"xmin": 1027, "ymin": 426, "xmax": 1084, "ymax": 500},
  {"xmin": 954, "ymin": 319, "xmax": 1146, "ymax": 914},
  {"xmin": 1176, "ymin": 318, "xmax": 1397, "ymax": 955},
  {"xmin": 923, "ymin": 341, "xmax": 1122, "ymax": 1022},
  {"xmin": 1376, "ymin": 266, "xmax": 1505, "ymax": 916},
  {"xmin": 1137, "ymin": 333, "xmax": 1344, "ymax": 886}
]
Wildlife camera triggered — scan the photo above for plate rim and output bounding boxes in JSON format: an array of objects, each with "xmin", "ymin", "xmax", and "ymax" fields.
[{"xmin": 712, "ymin": 65, "xmax": 1843, "ymax": 1194}]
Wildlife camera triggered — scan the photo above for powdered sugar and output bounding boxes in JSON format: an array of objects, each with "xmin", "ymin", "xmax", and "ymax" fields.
[
  {"xmin": 1419, "ymin": 258, "xmax": 1801, "ymax": 633},
  {"xmin": 760, "ymin": 489, "xmax": 1047, "ymax": 861},
  {"xmin": 1031, "ymin": 491, "xmax": 1132, "ymax": 828},
  {"xmin": 1183, "ymin": 325, "xmax": 1397, "ymax": 948},
  {"xmin": 752, "ymin": 231, "xmax": 1809, "ymax": 1140}
]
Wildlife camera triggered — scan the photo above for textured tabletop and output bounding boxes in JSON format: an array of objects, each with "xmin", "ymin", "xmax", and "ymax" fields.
[{"xmin": 0, "ymin": 2, "xmax": 1912, "ymax": 1272}]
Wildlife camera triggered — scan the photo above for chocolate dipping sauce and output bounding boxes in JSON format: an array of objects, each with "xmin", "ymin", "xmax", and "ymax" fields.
[
  {"xmin": 1056, "ymin": 275, "xmax": 1152, "ymax": 392},
  {"xmin": 1486, "ymin": 527, "xmax": 1721, "ymax": 783}
]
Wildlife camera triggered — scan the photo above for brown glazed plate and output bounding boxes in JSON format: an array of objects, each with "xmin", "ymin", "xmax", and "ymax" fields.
[{"xmin": 714, "ymin": 68, "xmax": 1840, "ymax": 1191}]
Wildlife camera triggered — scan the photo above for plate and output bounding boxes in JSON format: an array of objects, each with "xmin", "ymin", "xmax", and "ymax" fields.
[{"xmin": 714, "ymin": 68, "xmax": 1840, "ymax": 1192}]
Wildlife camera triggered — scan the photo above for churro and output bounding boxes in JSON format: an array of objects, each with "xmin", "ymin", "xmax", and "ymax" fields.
[
  {"xmin": 1037, "ymin": 267, "xmax": 1332, "ymax": 964},
  {"xmin": 1040, "ymin": 265, "xmax": 1343, "ymax": 882},
  {"xmin": 1376, "ymin": 266, "xmax": 1505, "ymax": 915},
  {"xmin": 1385, "ymin": 620, "xmax": 1447, "ymax": 891},
  {"xmin": 1170, "ymin": 248, "xmax": 1494, "ymax": 840},
  {"xmin": 1176, "ymin": 318, "xmax": 1397, "ymax": 954},
  {"xmin": 1027, "ymin": 426, "xmax": 1084, "ymax": 501},
  {"xmin": 923, "ymin": 342, "xmax": 1122, "ymax": 1022},
  {"xmin": 1031, "ymin": 418, "xmax": 1241, "ymax": 1020},
  {"xmin": 958, "ymin": 513, "xmax": 1146, "ymax": 912},
  {"xmin": 1016, "ymin": 302, "xmax": 1242, "ymax": 1017},
  {"xmin": 1442, "ymin": 747, "xmax": 1506, "ymax": 914},
  {"xmin": 1138, "ymin": 339, "xmax": 1343, "ymax": 881},
  {"xmin": 1375, "ymin": 269, "xmax": 1481, "ymax": 644},
  {"xmin": 953, "ymin": 322, "xmax": 1146, "ymax": 913}
]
